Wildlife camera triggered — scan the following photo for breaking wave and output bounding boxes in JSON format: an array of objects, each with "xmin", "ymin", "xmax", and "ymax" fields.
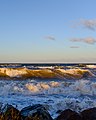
[{"xmin": 0, "ymin": 67, "xmax": 94, "ymax": 79}]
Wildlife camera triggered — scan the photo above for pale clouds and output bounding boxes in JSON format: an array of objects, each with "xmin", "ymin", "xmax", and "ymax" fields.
[
  {"xmin": 45, "ymin": 36, "xmax": 55, "ymax": 40},
  {"xmin": 73, "ymin": 19, "xmax": 96, "ymax": 31},
  {"xmin": 71, "ymin": 37, "xmax": 96, "ymax": 45},
  {"xmin": 81, "ymin": 19, "xmax": 96, "ymax": 30}
]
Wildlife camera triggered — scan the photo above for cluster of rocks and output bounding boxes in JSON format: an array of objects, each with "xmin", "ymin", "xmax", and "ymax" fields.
[{"xmin": 0, "ymin": 103, "xmax": 96, "ymax": 120}]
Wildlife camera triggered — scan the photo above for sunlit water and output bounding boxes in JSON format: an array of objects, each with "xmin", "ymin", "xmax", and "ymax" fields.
[{"xmin": 0, "ymin": 64, "xmax": 96, "ymax": 118}]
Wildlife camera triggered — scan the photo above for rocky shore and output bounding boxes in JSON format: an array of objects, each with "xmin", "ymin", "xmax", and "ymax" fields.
[{"xmin": 0, "ymin": 103, "xmax": 96, "ymax": 120}]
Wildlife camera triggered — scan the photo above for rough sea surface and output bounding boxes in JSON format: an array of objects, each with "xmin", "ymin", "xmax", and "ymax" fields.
[{"xmin": 0, "ymin": 63, "xmax": 96, "ymax": 118}]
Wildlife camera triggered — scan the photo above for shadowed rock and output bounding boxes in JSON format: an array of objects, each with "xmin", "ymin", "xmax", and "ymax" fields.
[
  {"xmin": 1, "ymin": 104, "xmax": 22, "ymax": 120},
  {"xmin": 81, "ymin": 107, "xmax": 96, "ymax": 120},
  {"xmin": 20, "ymin": 104, "xmax": 53, "ymax": 120},
  {"xmin": 56, "ymin": 109, "xmax": 82, "ymax": 120}
]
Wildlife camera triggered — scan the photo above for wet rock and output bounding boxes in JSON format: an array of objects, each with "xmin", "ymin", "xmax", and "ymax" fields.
[
  {"xmin": 56, "ymin": 110, "xmax": 62, "ymax": 114},
  {"xmin": 1, "ymin": 104, "xmax": 22, "ymax": 120},
  {"xmin": 56, "ymin": 109, "xmax": 82, "ymax": 120},
  {"xmin": 0, "ymin": 113, "xmax": 3, "ymax": 120},
  {"xmin": 0, "ymin": 103, "xmax": 3, "ymax": 114},
  {"xmin": 81, "ymin": 107, "xmax": 96, "ymax": 120},
  {"xmin": 21, "ymin": 104, "xmax": 53, "ymax": 120}
]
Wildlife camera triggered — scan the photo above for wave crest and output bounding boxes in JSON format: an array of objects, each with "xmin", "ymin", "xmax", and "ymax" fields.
[{"xmin": 0, "ymin": 68, "xmax": 94, "ymax": 79}]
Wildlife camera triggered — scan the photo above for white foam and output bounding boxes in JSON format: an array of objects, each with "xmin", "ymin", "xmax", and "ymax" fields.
[
  {"xmin": 22, "ymin": 80, "xmax": 96, "ymax": 96},
  {"xmin": 0, "ymin": 68, "xmax": 27, "ymax": 77},
  {"xmin": 0, "ymin": 79, "xmax": 96, "ymax": 118},
  {"xmin": 26, "ymin": 83, "xmax": 39, "ymax": 92},
  {"xmin": 86, "ymin": 65, "xmax": 96, "ymax": 68},
  {"xmin": 1, "ymin": 80, "xmax": 96, "ymax": 96}
]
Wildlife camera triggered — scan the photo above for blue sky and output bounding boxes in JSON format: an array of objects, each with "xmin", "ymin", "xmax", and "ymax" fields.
[{"xmin": 0, "ymin": 0, "xmax": 96, "ymax": 63}]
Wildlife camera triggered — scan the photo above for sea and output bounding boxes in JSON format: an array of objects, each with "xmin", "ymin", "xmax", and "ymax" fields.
[{"xmin": 0, "ymin": 63, "xmax": 96, "ymax": 118}]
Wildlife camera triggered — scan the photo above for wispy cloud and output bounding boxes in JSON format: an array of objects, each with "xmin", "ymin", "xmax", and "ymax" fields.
[
  {"xmin": 73, "ymin": 19, "xmax": 96, "ymax": 31},
  {"xmin": 45, "ymin": 36, "xmax": 56, "ymax": 40},
  {"xmin": 81, "ymin": 19, "xmax": 96, "ymax": 31},
  {"xmin": 71, "ymin": 37, "xmax": 96, "ymax": 45},
  {"xmin": 70, "ymin": 46, "xmax": 80, "ymax": 48}
]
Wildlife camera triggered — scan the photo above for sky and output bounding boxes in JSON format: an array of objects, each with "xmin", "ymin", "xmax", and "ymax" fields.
[{"xmin": 0, "ymin": 0, "xmax": 96, "ymax": 63}]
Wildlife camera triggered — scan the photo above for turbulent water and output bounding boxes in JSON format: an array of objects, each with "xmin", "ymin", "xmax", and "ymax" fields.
[{"xmin": 0, "ymin": 63, "xmax": 96, "ymax": 118}]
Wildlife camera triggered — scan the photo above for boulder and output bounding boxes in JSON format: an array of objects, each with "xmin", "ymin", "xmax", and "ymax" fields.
[
  {"xmin": 20, "ymin": 104, "xmax": 53, "ymax": 120},
  {"xmin": 81, "ymin": 107, "xmax": 96, "ymax": 120},
  {"xmin": 56, "ymin": 109, "xmax": 82, "ymax": 120},
  {"xmin": 1, "ymin": 104, "xmax": 22, "ymax": 120},
  {"xmin": 0, "ymin": 103, "xmax": 3, "ymax": 119}
]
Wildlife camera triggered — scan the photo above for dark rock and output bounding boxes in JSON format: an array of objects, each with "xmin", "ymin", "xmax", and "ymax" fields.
[
  {"xmin": 81, "ymin": 107, "xmax": 96, "ymax": 120},
  {"xmin": 20, "ymin": 104, "xmax": 53, "ymax": 120},
  {"xmin": 56, "ymin": 110, "xmax": 62, "ymax": 114},
  {"xmin": 1, "ymin": 104, "xmax": 22, "ymax": 120},
  {"xmin": 56, "ymin": 109, "xmax": 82, "ymax": 120},
  {"xmin": 0, "ymin": 103, "xmax": 3, "ymax": 119}
]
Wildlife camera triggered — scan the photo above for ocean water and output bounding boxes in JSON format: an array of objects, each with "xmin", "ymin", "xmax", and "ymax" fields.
[{"xmin": 0, "ymin": 63, "xmax": 96, "ymax": 118}]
